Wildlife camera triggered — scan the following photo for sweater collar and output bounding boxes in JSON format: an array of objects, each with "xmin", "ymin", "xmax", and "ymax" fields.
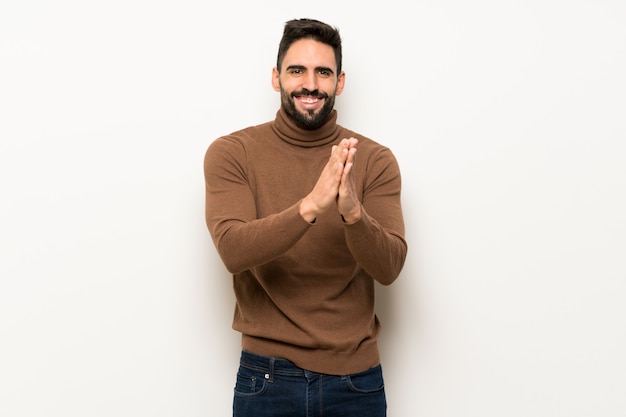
[{"xmin": 271, "ymin": 107, "xmax": 341, "ymax": 148}]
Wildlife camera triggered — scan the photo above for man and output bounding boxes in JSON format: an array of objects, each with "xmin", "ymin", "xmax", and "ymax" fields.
[{"xmin": 204, "ymin": 18, "xmax": 407, "ymax": 417}]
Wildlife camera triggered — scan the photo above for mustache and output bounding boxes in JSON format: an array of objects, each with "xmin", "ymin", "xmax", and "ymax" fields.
[{"xmin": 291, "ymin": 89, "xmax": 328, "ymax": 99}]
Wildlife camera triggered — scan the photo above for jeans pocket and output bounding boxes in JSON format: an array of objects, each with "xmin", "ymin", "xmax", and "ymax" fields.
[
  {"xmin": 233, "ymin": 366, "xmax": 268, "ymax": 397},
  {"xmin": 343, "ymin": 365, "xmax": 385, "ymax": 394}
]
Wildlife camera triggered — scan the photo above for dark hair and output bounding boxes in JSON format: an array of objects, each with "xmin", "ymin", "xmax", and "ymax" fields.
[{"xmin": 276, "ymin": 18, "xmax": 343, "ymax": 74}]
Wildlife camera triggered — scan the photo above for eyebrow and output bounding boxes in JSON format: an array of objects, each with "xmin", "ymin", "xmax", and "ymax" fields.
[{"xmin": 285, "ymin": 64, "xmax": 335, "ymax": 75}]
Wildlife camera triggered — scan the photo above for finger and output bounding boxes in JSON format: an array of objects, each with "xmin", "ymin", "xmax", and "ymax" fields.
[
  {"xmin": 335, "ymin": 144, "xmax": 349, "ymax": 165},
  {"xmin": 346, "ymin": 137, "xmax": 358, "ymax": 148},
  {"xmin": 345, "ymin": 147, "xmax": 357, "ymax": 166}
]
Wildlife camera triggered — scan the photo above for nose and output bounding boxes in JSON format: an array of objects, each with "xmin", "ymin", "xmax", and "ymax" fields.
[{"xmin": 301, "ymin": 71, "xmax": 318, "ymax": 92}]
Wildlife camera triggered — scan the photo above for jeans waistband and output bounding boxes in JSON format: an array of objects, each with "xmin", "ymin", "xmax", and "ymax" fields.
[{"xmin": 239, "ymin": 350, "xmax": 307, "ymax": 378}]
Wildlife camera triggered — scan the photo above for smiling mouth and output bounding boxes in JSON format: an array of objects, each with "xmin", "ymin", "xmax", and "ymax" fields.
[
  {"xmin": 294, "ymin": 92, "xmax": 327, "ymax": 107},
  {"xmin": 298, "ymin": 96, "xmax": 321, "ymax": 104}
]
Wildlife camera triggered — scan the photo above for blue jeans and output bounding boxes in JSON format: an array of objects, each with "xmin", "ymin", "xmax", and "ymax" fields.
[{"xmin": 233, "ymin": 350, "xmax": 387, "ymax": 417}]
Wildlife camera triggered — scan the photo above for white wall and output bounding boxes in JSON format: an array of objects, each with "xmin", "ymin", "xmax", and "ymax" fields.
[{"xmin": 1, "ymin": 1, "xmax": 625, "ymax": 416}]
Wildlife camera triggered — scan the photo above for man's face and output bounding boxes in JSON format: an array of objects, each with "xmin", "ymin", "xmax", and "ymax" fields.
[{"xmin": 272, "ymin": 39, "xmax": 345, "ymax": 130}]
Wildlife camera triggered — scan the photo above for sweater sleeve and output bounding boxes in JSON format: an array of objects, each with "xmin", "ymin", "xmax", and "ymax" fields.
[
  {"xmin": 343, "ymin": 147, "xmax": 408, "ymax": 285},
  {"xmin": 203, "ymin": 135, "xmax": 313, "ymax": 274}
]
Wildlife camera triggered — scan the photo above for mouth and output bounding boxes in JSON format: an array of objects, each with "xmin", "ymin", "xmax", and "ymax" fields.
[{"xmin": 294, "ymin": 94, "xmax": 325, "ymax": 110}]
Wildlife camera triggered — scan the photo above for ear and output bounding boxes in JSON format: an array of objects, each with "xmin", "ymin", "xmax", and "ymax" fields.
[
  {"xmin": 335, "ymin": 71, "xmax": 346, "ymax": 96},
  {"xmin": 271, "ymin": 67, "xmax": 281, "ymax": 92}
]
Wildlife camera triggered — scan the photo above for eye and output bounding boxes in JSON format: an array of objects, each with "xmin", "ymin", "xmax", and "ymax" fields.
[{"xmin": 318, "ymin": 69, "xmax": 332, "ymax": 77}]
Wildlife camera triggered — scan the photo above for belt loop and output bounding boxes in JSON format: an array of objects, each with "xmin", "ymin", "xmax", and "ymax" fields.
[{"xmin": 268, "ymin": 357, "xmax": 275, "ymax": 382}]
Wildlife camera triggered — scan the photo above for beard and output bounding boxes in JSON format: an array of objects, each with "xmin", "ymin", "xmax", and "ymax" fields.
[{"xmin": 280, "ymin": 86, "xmax": 336, "ymax": 130}]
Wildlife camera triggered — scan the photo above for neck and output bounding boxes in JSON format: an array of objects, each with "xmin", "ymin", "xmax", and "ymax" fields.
[{"xmin": 272, "ymin": 107, "xmax": 341, "ymax": 148}]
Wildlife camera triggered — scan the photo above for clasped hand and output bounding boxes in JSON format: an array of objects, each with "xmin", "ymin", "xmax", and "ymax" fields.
[{"xmin": 300, "ymin": 137, "xmax": 362, "ymax": 224}]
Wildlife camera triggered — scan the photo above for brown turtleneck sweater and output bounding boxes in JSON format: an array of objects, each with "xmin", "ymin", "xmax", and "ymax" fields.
[{"xmin": 204, "ymin": 108, "xmax": 407, "ymax": 375}]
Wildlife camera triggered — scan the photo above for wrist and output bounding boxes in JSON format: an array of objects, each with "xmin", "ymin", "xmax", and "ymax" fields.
[
  {"xmin": 299, "ymin": 197, "xmax": 319, "ymax": 224},
  {"xmin": 340, "ymin": 205, "xmax": 362, "ymax": 224}
]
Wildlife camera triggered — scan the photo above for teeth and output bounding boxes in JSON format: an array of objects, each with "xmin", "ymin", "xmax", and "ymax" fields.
[{"xmin": 301, "ymin": 98, "xmax": 318, "ymax": 103}]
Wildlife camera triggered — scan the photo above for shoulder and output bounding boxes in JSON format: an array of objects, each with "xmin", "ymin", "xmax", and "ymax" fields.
[
  {"xmin": 206, "ymin": 120, "xmax": 273, "ymax": 157},
  {"xmin": 340, "ymin": 127, "xmax": 396, "ymax": 159},
  {"xmin": 213, "ymin": 120, "xmax": 272, "ymax": 145},
  {"xmin": 338, "ymin": 127, "xmax": 402, "ymax": 180}
]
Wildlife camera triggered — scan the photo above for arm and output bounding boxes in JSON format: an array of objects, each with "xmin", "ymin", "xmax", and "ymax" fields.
[
  {"xmin": 341, "ymin": 147, "xmax": 408, "ymax": 285},
  {"xmin": 203, "ymin": 136, "xmax": 312, "ymax": 274}
]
